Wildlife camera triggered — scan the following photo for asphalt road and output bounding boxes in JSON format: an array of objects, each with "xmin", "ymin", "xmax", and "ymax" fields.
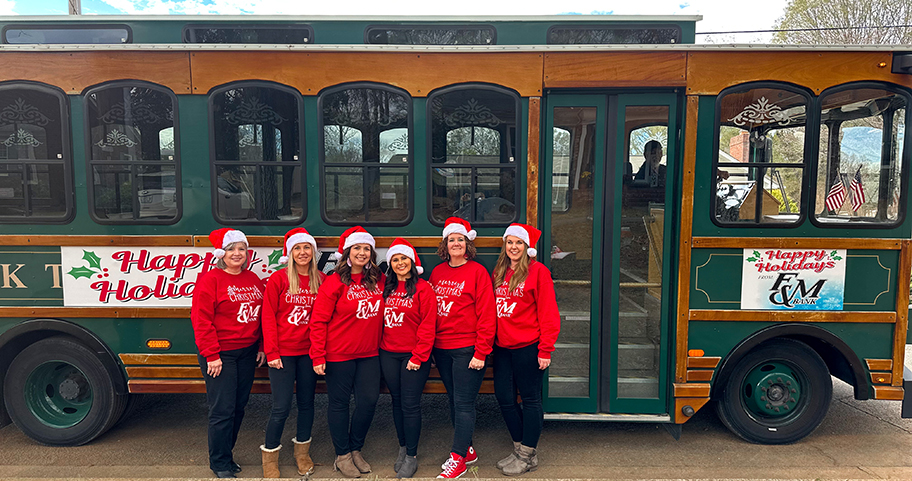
[{"xmin": 2, "ymin": 373, "xmax": 912, "ymax": 480}]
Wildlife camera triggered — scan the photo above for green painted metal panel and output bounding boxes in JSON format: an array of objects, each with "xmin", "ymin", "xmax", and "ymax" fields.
[{"xmin": 0, "ymin": 247, "xmax": 62, "ymax": 307}]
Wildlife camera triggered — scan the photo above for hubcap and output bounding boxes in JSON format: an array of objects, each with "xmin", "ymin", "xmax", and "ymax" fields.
[
  {"xmin": 24, "ymin": 361, "xmax": 93, "ymax": 428},
  {"xmin": 742, "ymin": 361, "xmax": 803, "ymax": 419}
]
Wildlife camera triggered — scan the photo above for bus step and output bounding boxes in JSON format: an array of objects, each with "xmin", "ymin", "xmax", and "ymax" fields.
[
  {"xmin": 547, "ymin": 376, "xmax": 590, "ymax": 397},
  {"xmin": 543, "ymin": 412, "xmax": 671, "ymax": 422},
  {"xmin": 616, "ymin": 376, "xmax": 660, "ymax": 398},
  {"xmin": 618, "ymin": 339, "xmax": 657, "ymax": 371},
  {"xmin": 550, "ymin": 343, "xmax": 590, "ymax": 376}
]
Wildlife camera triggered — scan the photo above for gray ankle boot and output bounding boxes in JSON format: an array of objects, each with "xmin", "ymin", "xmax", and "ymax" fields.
[
  {"xmin": 496, "ymin": 441, "xmax": 521, "ymax": 469},
  {"xmin": 396, "ymin": 455, "xmax": 418, "ymax": 478},
  {"xmin": 502, "ymin": 445, "xmax": 537, "ymax": 476},
  {"xmin": 394, "ymin": 446, "xmax": 407, "ymax": 472}
]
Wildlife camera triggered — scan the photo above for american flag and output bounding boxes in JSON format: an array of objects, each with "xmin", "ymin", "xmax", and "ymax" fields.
[
  {"xmin": 850, "ymin": 167, "xmax": 866, "ymax": 212},
  {"xmin": 824, "ymin": 175, "xmax": 846, "ymax": 212}
]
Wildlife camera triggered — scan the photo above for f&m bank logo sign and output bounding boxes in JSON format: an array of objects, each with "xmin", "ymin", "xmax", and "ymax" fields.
[{"xmin": 741, "ymin": 249, "xmax": 847, "ymax": 310}]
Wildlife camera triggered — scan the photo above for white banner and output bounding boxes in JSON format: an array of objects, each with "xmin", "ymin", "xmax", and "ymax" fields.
[{"xmin": 741, "ymin": 248, "xmax": 847, "ymax": 310}]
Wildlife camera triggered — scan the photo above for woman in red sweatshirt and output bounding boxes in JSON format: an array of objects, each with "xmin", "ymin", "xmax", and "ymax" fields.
[
  {"xmin": 259, "ymin": 228, "xmax": 325, "ymax": 478},
  {"xmin": 310, "ymin": 226, "xmax": 384, "ymax": 478},
  {"xmin": 379, "ymin": 238, "xmax": 436, "ymax": 479},
  {"xmin": 491, "ymin": 224, "xmax": 560, "ymax": 476},
  {"xmin": 430, "ymin": 217, "xmax": 496, "ymax": 479},
  {"xmin": 191, "ymin": 228, "xmax": 266, "ymax": 479}
]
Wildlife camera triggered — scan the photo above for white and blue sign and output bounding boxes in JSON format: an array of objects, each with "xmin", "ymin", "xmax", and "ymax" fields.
[{"xmin": 741, "ymin": 249, "xmax": 847, "ymax": 310}]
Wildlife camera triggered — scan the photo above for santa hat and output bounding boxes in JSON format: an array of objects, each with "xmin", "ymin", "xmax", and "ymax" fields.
[
  {"xmin": 332, "ymin": 226, "xmax": 375, "ymax": 260},
  {"xmin": 442, "ymin": 217, "xmax": 477, "ymax": 241},
  {"xmin": 279, "ymin": 227, "xmax": 318, "ymax": 264},
  {"xmin": 209, "ymin": 228, "xmax": 248, "ymax": 259},
  {"xmin": 386, "ymin": 238, "xmax": 423, "ymax": 275},
  {"xmin": 503, "ymin": 223, "xmax": 542, "ymax": 257}
]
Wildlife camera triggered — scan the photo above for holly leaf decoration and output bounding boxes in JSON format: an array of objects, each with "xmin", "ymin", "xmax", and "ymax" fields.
[
  {"xmin": 82, "ymin": 250, "xmax": 102, "ymax": 270},
  {"xmin": 68, "ymin": 266, "xmax": 96, "ymax": 279},
  {"xmin": 268, "ymin": 249, "xmax": 284, "ymax": 267},
  {"xmin": 830, "ymin": 250, "xmax": 842, "ymax": 261},
  {"xmin": 746, "ymin": 257, "xmax": 757, "ymax": 262},
  {"xmin": 753, "ymin": 250, "xmax": 762, "ymax": 259}
]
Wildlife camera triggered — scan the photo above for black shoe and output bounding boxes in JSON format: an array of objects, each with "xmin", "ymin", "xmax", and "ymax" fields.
[
  {"xmin": 212, "ymin": 470, "xmax": 236, "ymax": 478},
  {"xmin": 230, "ymin": 462, "xmax": 242, "ymax": 473}
]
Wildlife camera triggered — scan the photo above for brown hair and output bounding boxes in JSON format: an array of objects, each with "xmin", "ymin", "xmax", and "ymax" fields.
[
  {"xmin": 334, "ymin": 246, "xmax": 381, "ymax": 292},
  {"xmin": 436, "ymin": 234, "xmax": 477, "ymax": 262},
  {"xmin": 286, "ymin": 245, "xmax": 323, "ymax": 295},
  {"xmin": 215, "ymin": 242, "xmax": 248, "ymax": 271},
  {"xmin": 492, "ymin": 241, "xmax": 530, "ymax": 293}
]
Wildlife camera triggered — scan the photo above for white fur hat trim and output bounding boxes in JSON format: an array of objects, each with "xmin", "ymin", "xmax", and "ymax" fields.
[
  {"xmin": 503, "ymin": 225, "xmax": 537, "ymax": 257},
  {"xmin": 442, "ymin": 223, "xmax": 477, "ymax": 241},
  {"xmin": 343, "ymin": 231, "xmax": 375, "ymax": 251},
  {"xmin": 387, "ymin": 244, "xmax": 424, "ymax": 275},
  {"xmin": 282, "ymin": 233, "xmax": 317, "ymax": 264}
]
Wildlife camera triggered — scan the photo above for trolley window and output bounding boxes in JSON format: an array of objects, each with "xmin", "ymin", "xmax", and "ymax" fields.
[
  {"xmin": 320, "ymin": 84, "xmax": 411, "ymax": 225},
  {"xmin": 365, "ymin": 25, "xmax": 495, "ymax": 45},
  {"xmin": 814, "ymin": 84, "xmax": 907, "ymax": 226},
  {"xmin": 210, "ymin": 83, "xmax": 304, "ymax": 224},
  {"xmin": 85, "ymin": 83, "xmax": 180, "ymax": 224},
  {"xmin": 547, "ymin": 24, "xmax": 681, "ymax": 44},
  {"xmin": 183, "ymin": 24, "xmax": 313, "ymax": 44},
  {"xmin": 429, "ymin": 85, "xmax": 520, "ymax": 225},
  {"xmin": 714, "ymin": 83, "xmax": 810, "ymax": 226},
  {"xmin": 0, "ymin": 82, "xmax": 72, "ymax": 222},
  {"xmin": 3, "ymin": 25, "xmax": 130, "ymax": 44}
]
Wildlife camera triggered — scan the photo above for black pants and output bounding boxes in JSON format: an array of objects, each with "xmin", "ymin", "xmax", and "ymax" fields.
[
  {"xmin": 324, "ymin": 356, "xmax": 381, "ymax": 456},
  {"xmin": 379, "ymin": 349, "xmax": 431, "ymax": 456},
  {"xmin": 198, "ymin": 342, "xmax": 258, "ymax": 472},
  {"xmin": 433, "ymin": 346, "xmax": 486, "ymax": 457},
  {"xmin": 493, "ymin": 343, "xmax": 544, "ymax": 448},
  {"xmin": 265, "ymin": 354, "xmax": 317, "ymax": 449}
]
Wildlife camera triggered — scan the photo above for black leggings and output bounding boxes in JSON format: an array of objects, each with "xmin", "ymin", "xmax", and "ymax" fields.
[
  {"xmin": 324, "ymin": 356, "xmax": 381, "ymax": 455},
  {"xmin": 379, "ymin": 349, "xmax": 431, "ymax": 456},
  {"xmin": 265, "ymin": 354, "xmax": 317, "ymax": 449},
  {"xmin": 493, "ymin": 343, "xmax": 544, "ymax": 448},
  {"xmin": 433, "ymin": 346, "xmax": 486, "ymax": 457}
]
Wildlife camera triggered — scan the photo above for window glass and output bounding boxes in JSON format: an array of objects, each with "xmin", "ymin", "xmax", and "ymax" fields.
[
  {"xmin": 184, "ymin": 25, "xmax": 312, "ymax": 44},
  {"xmin": 815, "ymin": 87, "xmax": 906, "ymax": 225},
  {"xmin": 366, "ymin": 26, "xmax": 494, "ymax": 45},
  {"xmin": 4, "ymin": 26, "xmax": 130, "ymax": 44},
  {"xmin": 0, "ymin": 84, "xmax": 70, "ymax": 221},
  {"xmin": 321, "ymin": 85, "xmax": 411, "ymax": 224},
  {"xmin": 714, "ymin": 85, "xmax": 808, "ymax": 225},
  {"xmin": 86, "ymin": 85, "xmax": 178, "ymax": 222},
  {"xmin": 211, "ymin": 84, "xmax": 304, "ymax": 223},
  {"xmin": 430, "ymin": 86, "xmax": 519, "ymax": 225},
  {"xmin": 551, "ymin": 127, "xmax": 572, "ymax": 212},
  {"xmin": 548, "ymin": 25, "xmax": 680, "ymax": 44}
]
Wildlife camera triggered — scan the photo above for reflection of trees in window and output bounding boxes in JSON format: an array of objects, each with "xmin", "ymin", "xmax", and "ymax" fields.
[
  {"xmin": 321, "ymin": 85, "xmax": 411, "ymax": 224},
  {"xmin": 548, "ymin": 26, "xmax": 680, "ymax": 44},
  {"xmin": 0, "ymin": 83, "xmax": 70, "ymax": 221},
  {"xmin": 430, "ymin": 85, "xmax": 519, "ymax": 225},
  {"xmin": 86, "ymin": 84, "xmax": 179, "ymax": 223},
  {"xmin": 211, "ymin": 83, "xmax": 303, "ymax": 223},
  {"xmin": 366, "ymin": 26, "xmax": 494, "ymax": 45},
  {"xmin": 815, "ymin": 85, "xmax": 907, "ymax": 225}
]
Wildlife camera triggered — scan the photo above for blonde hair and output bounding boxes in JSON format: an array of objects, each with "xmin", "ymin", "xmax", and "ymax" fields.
[
  {"xmin": 493, "ymin": 241, "xmax": 530, "ymax": 294},
  {"xmin": 286, "ymin": 244, "xmax": 322, "ymax": 294}
]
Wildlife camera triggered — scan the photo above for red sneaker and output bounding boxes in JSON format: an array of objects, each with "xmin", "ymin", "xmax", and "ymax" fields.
[
  {"xmin": 464, "ymin": 446, "xmax": 477, "ymax": 465},
  {"xmin": 437, "ymin": 453, "xmax": 467, "ymax": 479}
]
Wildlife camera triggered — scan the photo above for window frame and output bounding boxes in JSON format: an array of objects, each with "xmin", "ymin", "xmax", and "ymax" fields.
[
  {"xmin": 363, "ymin": 24, "xmax": 496, "ymax": 45},
  {"xmin": 546, "ymin": 23, "xmax": 682, "ymax": 44},
  {"xmin": 0, "ymin": 81, "xmax": 73, "ymax": 224},
  {"xmin": 2, "ymin": 24, "xmax": 132, "ymax": 44},
  {"xmin": 809, "ymin": 81, "xmax": 911, "ymax": 229},
  {"xmin": 426, "ymin": 83, "xmax": 522, "ymax": 227},
  {"xmin": 317, "ymin": 82, "xmax": 414, "ymax": 227},
  {"xmin": 83, "ymin": 80, "xmax": 182, "ymax": 225},
  {"xmin": 208, "ymin": 80, "xmax": 306, "ymax": 226},
  {"xmin": 182, "ymin": 23, "xmax": 314, "ymax": 44},
  {"xmin": 710, "ymin": 81, "xmax": 814, "ymax": 229}
]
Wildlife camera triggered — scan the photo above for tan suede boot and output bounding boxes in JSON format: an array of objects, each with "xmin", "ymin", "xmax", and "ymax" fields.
[
  {"xmin": 260, "ymin": 444, "xmax": 281, "ymax": 479},
  {"xmin": 333, "ymin": 453, "xmax": 361, "ymax": 478},
  {"xmin": 350, "ymin": 450, "xmax": 372, "ymax": 473},
  {"xmin": 292, "ymin": 437, "xmax": 315, "ymax": 476},
  {"xmin": 496, "ymin": 441, "xmax": 521, "ymax": 469},
  {"xmin": 502, "ymin": 444, "xmax": 536, "ymax": 476}
]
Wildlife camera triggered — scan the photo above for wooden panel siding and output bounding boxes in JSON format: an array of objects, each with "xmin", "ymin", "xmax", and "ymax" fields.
[
  {"xmin": 692, "ymin": 237, "xmax": 902, "ymax": 250},
  {"xmin": 673, "ymin": 383, "xmax": 710, "ymax": 397},
  {"xmin": 686, "ymin": 356, "xmax": 721, "ymax": 369},
  {"xmin": 686, "ymin": 370, "xmax": 714, "ymax": 382},
  {"xmin": 675, "ymin": 96, "xmax": 699, "ymax": 383},
  {"xmin": 526, "ymin": 97, "xmax": 541, "ymax": 228},
  {"xmin": 0, "ymin": 52, "xmax": 191, "ymax": 94},
  {"xmin": 674, "ymin": 397, "xmax": 710, "ymax": 424},
  {"xmin": 190, "ymin": 51, "xmax": 545, "ymax": 97},
  {"xmin": 866, "ymin": 359, "xmax": 894, "ymax": 372},
  {"xmin": 873, "ymin": 385, "xmax": 904, "ymax": 400},
  {"xmin": 0, "ymin": 235, "xmax": 193, "ymax": 247},
  {"xmin": 689, "ymin": 310, "xmax": 896, "ymax": 323},
  {"xmin": 193, "ymin": 236, "xmax": 505, "ymax": 249},
  {"xmin": 543, "ymin": 52, "xmax": 687, "ymax": 88},
  {"xmin": 892, "ymin": 240, "xmax": 911, "ymax": 385},
  {"xmin": 870, "ymin": 372, "xmax": 893, "ymax": 385}
]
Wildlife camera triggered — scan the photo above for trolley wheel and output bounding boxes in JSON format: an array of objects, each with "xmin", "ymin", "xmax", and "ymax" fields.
[
  {"xmin": 715, "ymin": 338, "xmax": 832, "ymax": 444},
  {"xmin": 3, "ymin": 336, "xmax": 125, "ymax": 446}
]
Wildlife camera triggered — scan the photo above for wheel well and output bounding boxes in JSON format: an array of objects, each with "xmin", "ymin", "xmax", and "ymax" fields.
[
  {"xmin": 0, "ymin": 319, "xmax": 128, "ymax": 426},
  {"xmin": 712, "ymin": 323, "xmax": 869, "ymax": 401}
]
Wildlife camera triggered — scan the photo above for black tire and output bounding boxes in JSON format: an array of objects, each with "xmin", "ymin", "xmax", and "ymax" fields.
[
  {"xmin": 3, "ymin": 336, "xmax": 125, "ymax": 446},
  {"xmin": 715, "ymin": 338, "xmax": 832, "ymax": 444}
]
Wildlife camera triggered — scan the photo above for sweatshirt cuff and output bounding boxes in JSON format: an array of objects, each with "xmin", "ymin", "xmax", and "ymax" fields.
[
  {"xmin": 205, "ymin": 353, "xmax": 220, "ymax": 362},
  {"xmin": 538, "ymin": 351, "xmax": 552, "ymax": 360},
  {"xmin": 267, "ymin": 352, "xmax": 280, "ymax": 363},
  {"xmin": 408, "ymin": 355, "xmax": 423, "ymax": 366},
  {"xmin": 312, "ymin": 356, "xmax": 325, "ymax": 367},
  {"xmin": 473, "ymin": 350, "xmax": 489, "ymax": 362}
]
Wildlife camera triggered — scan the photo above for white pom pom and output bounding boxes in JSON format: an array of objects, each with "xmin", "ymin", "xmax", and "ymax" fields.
[
  {"xmin": 416, "ymin": 266, "xmax": 424, "ymax": 275},
  {"xmin": 331, "ymin": 251, "xmax": 342, "ymax": 260},
  {"xmin": 467, "ymin": 229, "xmax": 477, "ymax": 241},
  {"xmin": 528, "ymin": 247, "xmax": 537, "ymax": 257},
  {"xmin": 279, "ymin": 256, "xmax": 288, "ymax": 264},
  {"xmin": 213, "ymin": 248, "xmax": 226, "ymax": 258}
]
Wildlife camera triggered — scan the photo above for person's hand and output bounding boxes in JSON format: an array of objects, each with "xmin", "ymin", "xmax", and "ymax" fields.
[
  {"xmin": 538, "ymin": 357, "xmax": 551, "ymax": 370},
  {"xmin": 256, "ymin": 352, "xmax": 267, "ymax": 367},
  {"xmin": 407, "ymin": 361, "xmax": 421, "ymax": 371},
  {"xmin": 268, "ymin": 358, "xmax": 283, "ymax": 369},
  {"xmin": 314, "ymin": 364, "xmax": 326, "ymax": 375},
  {"xmin": 207, "ymin": 359, "xmax": 222, "ymax": 377},
  {"xmin": 468, "ymin": 357, "xmax": 485, "ymax": 370}
]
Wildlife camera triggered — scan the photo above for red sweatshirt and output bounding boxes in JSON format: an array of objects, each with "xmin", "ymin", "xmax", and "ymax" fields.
[
  {"xmin": 429, "ymin": 260, "xmax": 496, "ymax": 360},
  {"xmin": 191, "ymin": 268, "xmax": 265, "ymax": 362},
  {"xmin": 494, "ymin": 261, "xmax": 561, "ymax": 359},
  {"xmin": 309, "ymin": 272, "xmax": 385, "ymax": 366},
  {"xmin": 380, "ymin": 279, "xmax": 437, "ymax": 365},
  {"xmin": 261, "ymin": 269, "xmax": 327, "ymax": 363}
]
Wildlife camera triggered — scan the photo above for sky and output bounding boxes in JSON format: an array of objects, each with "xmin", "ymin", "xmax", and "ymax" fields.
[{"xmin": 0, "ymin": 0, "xmax": 792, "ymax": 43}]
